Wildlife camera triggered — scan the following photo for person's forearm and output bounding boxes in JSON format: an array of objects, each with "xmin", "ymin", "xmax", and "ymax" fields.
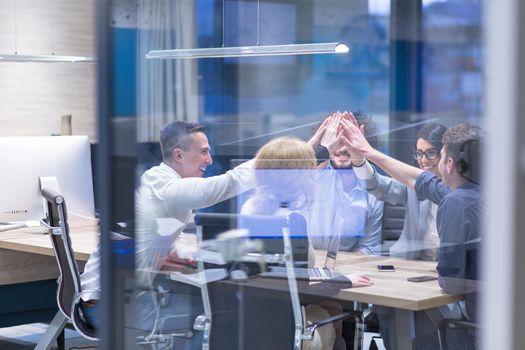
[{"xmin": 363, "ymin": 149, "xmax": 423, "ymax": 190}]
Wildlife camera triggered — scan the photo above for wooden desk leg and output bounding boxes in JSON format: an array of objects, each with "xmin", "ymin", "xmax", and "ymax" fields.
[
  {"xmin": 35, "ymin": 312, "xmax": 68, "ymax": 350},
  {"xmin": 393, "ymin": 309, "xmax": 415, "ymax": 350}
]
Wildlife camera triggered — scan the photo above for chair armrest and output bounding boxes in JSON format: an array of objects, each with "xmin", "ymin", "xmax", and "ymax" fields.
[
  {"xmin": 71, "ymin": 294, "xmax": 99, "ymax": 341},
  {"xmin": 303, "ymin": 311, "xmax": 360, "ymax": 340},
  {"xmin": 74, "ymin": 290, "xmax": 100, "ymax": 300},
  {"xmin": 438, "ymin": 318, "xmax": 480, "ymax": 331},
  {"xmin": 72, "ymin": 290, "xmax": 101, "ymax": 307}
]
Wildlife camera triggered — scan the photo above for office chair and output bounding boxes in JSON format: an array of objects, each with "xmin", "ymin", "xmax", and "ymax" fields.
[
  {"xmin": 380, "ymin": 202, "xmax": 405, "ymax": 256},
  {"xmin": 35, "ymin": 188, "xmax": 98, "ymax": 350},
  {"xmin": 36, "ymin": 189, "xmax": 204, "ymax": 350},
  {"xmin": 437, "ymin": 318, "xmax": 480, "ymax": 350},
  {"xmin": 192, "ymin": 212, "xmax": 359, "ymax": 350}
]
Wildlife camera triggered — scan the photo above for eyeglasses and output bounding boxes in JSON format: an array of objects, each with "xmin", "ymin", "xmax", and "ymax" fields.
[{"xmin": 412, "ymin": 149, "xmax": 439, "ymax": 160}]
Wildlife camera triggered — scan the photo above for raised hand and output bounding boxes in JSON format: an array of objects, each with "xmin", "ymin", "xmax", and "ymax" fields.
[
  {"xmin": 339, "ymin": 117, "xmax": 374, "ymax": 160},
  {"xmin": 341, "ymin": 111, "xmax": 365, "ymax": 133},
  {"xmin": 307, "ymin": 115, "xmax": 331, "ymax": 147},
  {"xmin": 320, "ymin": 112, "xmax": 342, "ymax": 150}
]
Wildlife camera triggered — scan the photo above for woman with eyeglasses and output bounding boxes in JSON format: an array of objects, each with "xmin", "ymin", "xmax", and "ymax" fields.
[
  {"xmin": 362, "ymin": 122, "xmax": 447, "ymax": 261},
  {"xmin": 349, "ymin": 122, "xmax": 449, "ymax": 350}
]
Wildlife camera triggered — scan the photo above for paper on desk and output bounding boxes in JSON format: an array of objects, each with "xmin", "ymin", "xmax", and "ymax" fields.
[{"xmin": 169, "ymin": 268, "xmax": 228, "ymax": 287}]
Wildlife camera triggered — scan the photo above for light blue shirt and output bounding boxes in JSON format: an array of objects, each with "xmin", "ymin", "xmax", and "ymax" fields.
[{"xmin": 308, "ymin": 165, "xmax": 383, "ymax": 255}]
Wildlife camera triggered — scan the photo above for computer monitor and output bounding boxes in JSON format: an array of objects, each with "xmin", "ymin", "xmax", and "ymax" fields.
[{"xmin": 0, "ymin": 136, "xmax": 95, "ymax": 223}]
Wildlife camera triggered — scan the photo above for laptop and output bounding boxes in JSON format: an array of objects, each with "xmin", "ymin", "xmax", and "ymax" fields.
[{"xmin": 259, "ymin": 229, "xmax": 345, "ymax": 283}]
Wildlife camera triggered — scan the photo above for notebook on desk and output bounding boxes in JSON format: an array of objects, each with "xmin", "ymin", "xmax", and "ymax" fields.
[
  {"xmin": 0, "ymin": 221, "xmax": 41, "ymax": 232},
  {"xmin": 259, "ymin": 229, "xmax": 344, "ymax": 283}
]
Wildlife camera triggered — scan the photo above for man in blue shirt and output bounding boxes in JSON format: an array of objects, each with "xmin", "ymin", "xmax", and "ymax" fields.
[
  {"xmin": 341, "ymin": 118, "xmax": 482, "ymax": 349},
  {"xmin": 308, "ymin": 111, "xmax": 383, "ymax": 255}
]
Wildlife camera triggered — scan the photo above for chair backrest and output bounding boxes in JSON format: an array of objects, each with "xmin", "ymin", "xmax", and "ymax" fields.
[
  {"xmin": 381, "ymin": 201, "xmax": 405, "ymax": 242},
  {"xmin": 194, "ymin": 212, "xmax": 308, "ymax": 350},
  {"xmin": 41, "ymin": 188, "xmax": 97, "ymax": 340},
  {"xmin": 42, "ymin": 188, "xmax": 80, "ymax": 318}
]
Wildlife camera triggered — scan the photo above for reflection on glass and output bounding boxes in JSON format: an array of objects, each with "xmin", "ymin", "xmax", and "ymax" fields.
[{"xmin": 116, "ymin": 0, "xmax": 486, "ymax": 349}]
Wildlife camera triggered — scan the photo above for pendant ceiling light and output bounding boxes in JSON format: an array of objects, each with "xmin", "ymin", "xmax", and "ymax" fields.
[
  {"xmin": 0, "ymin": 54, "xmax": 95, "ymax": 63},
  {"xmin": 0, "ymin": 1, "xmax": 95, "ymax": 63},
  {"xmin": 146, "ymin": 42, "xmax": 349, "ymax": 60},
  {"xmin": 146, "ymin": 0, "xmax": 349, "ymax": 60}
]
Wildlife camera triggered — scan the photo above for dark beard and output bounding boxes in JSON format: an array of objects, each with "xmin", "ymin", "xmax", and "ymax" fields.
[{"xmin": 330, "ymin": 159, "xmax": 352, "ymax": 170}]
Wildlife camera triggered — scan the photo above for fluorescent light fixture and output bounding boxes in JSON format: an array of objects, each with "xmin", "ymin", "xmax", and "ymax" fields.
[
  {"xmin": 146, "ymin": 42, "xmax": 349, "ymax": 60},
  {"xmin": 0, "ymin": 54, "xmax": 96, "ymax": 63}
]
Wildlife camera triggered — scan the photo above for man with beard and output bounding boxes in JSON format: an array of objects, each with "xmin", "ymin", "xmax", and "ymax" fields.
[{"xmin": 308, "ymin": 111, "xmax": 383, "ymax": 254}]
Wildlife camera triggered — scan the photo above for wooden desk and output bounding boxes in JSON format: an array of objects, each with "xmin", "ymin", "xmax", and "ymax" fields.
[
  {"xmin": 321, "ymin": 251, "xmax": 461, "ymax": 311},
  {"xmin": 175, "ymin": 234, "xmax": 465, "ymax": 309},
  {"xmin": 248, "ymin": 251, "xmax": 473, "ymax": 350},
  {"xmin": 322, "ymin": 252, "xmax": 466, "ymax": 349},
  {"xmin": 191, "ymin": 248, "xmax": 473, "ymax": 350},
  {"xmin": 0, "ymin": 216, "xmax": 98, "ymax": 286},
  {"xmin": 174, "ymin": 233, "xmax": 468, "ymax": 306},
  {"xmin": 0, "ymin": 216, "xmax": 98, "ymax": 261},
  {"xmin": 0, "ymin": 224, "xmax": 472, "ymax": 349},
  {"xmin": 0, "ymin": 217, "xmax": 98, "ymax": 327}
]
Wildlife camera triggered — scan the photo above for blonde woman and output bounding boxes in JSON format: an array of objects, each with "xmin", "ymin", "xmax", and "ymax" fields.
[
  {"xmin": 242, "ymin": 136, "xmax": 315, "ymax": 208},
  {"xmin": 241, "ymin": 136, "xmax": 372, "ymax": 350}
]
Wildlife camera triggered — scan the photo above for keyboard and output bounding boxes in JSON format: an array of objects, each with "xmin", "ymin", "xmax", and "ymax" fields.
[{"xmin": 260, "ymin": 266, "xmax": 350, "ymax": 284}]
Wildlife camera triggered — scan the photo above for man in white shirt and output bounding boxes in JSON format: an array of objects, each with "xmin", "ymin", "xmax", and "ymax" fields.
[{"xmin": 80, "ymin": 121, "xmax": 254, "ymax": 349}]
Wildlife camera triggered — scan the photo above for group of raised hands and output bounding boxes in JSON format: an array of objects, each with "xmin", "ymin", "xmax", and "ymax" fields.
[
  {"xmin": 308, "ymin": 111, "xmax": 375, "ymax": 165},
  {"xmin": 308, "ymin": 111, "xmax": 376, "ymax": 288}
]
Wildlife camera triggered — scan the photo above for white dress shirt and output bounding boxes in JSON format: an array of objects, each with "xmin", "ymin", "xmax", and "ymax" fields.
[{"xmin": 81, "ymin": 160, "xmax": 254, "ymax": 299}]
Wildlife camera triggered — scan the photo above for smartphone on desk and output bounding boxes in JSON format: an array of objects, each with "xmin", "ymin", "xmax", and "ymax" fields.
[
  {"xmin": 377, "ymin": 264, "xmax": 395, "ymax": 272},
  {"xmin": 407, "ymin": 275, "xmax": 438, "ymax": 282}
]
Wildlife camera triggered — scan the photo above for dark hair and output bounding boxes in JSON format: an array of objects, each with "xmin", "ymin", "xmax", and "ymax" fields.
[
  {"xmin": 442, "ymin": 123, "xmax": 483, "ymax": 183},
  {"xmin": 312, "ymin": 110, "xmax": 379, "ymax": 149},
  {"xmin": 415, "ymin": 123, "xmax": 447, "ymax": 152},
  {"xmin": 353, "ymin": 111, "xmax": 379, "ymax": 149},
  {"xmin": 160, "ymin": 121, "xmax": 206, "ymax": 161},
  {"xmin": 442, "ymin": 123, "xmax": 483, "ymax": 161}
]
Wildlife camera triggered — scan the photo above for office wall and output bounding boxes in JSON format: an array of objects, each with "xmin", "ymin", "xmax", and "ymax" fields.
[{"xmin": 0, "ymin": 0, "xmax": 96, "ymax": 140}]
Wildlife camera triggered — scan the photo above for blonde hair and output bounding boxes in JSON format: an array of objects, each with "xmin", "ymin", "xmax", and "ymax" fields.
[
  {"xmin": 250, "ymin": 137, "xmax": 317, "ymax": 214},
  {"xmin": 255, "ymin": 137, "xmax": 316, "ymax": 170}
]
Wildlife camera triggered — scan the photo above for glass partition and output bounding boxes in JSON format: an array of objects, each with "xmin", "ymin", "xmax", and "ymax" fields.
[{"xmin": 98, "ymin": 0, "xmax": 487, "ymax": 349}]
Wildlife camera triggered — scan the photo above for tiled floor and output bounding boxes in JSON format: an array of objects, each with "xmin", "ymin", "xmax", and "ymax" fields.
[{"xmin": 0, "ymin": 323, "xmax": 97, "ymax": 349}]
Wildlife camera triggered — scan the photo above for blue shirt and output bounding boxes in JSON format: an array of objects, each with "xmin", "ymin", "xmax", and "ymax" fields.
[
  {"xmin": 309, "ymin": 166, "xmax": 383, "ymax": 254},
  {"xmin": 415, "ymin": 171, "xmax": 481, "ymax": 320}
]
